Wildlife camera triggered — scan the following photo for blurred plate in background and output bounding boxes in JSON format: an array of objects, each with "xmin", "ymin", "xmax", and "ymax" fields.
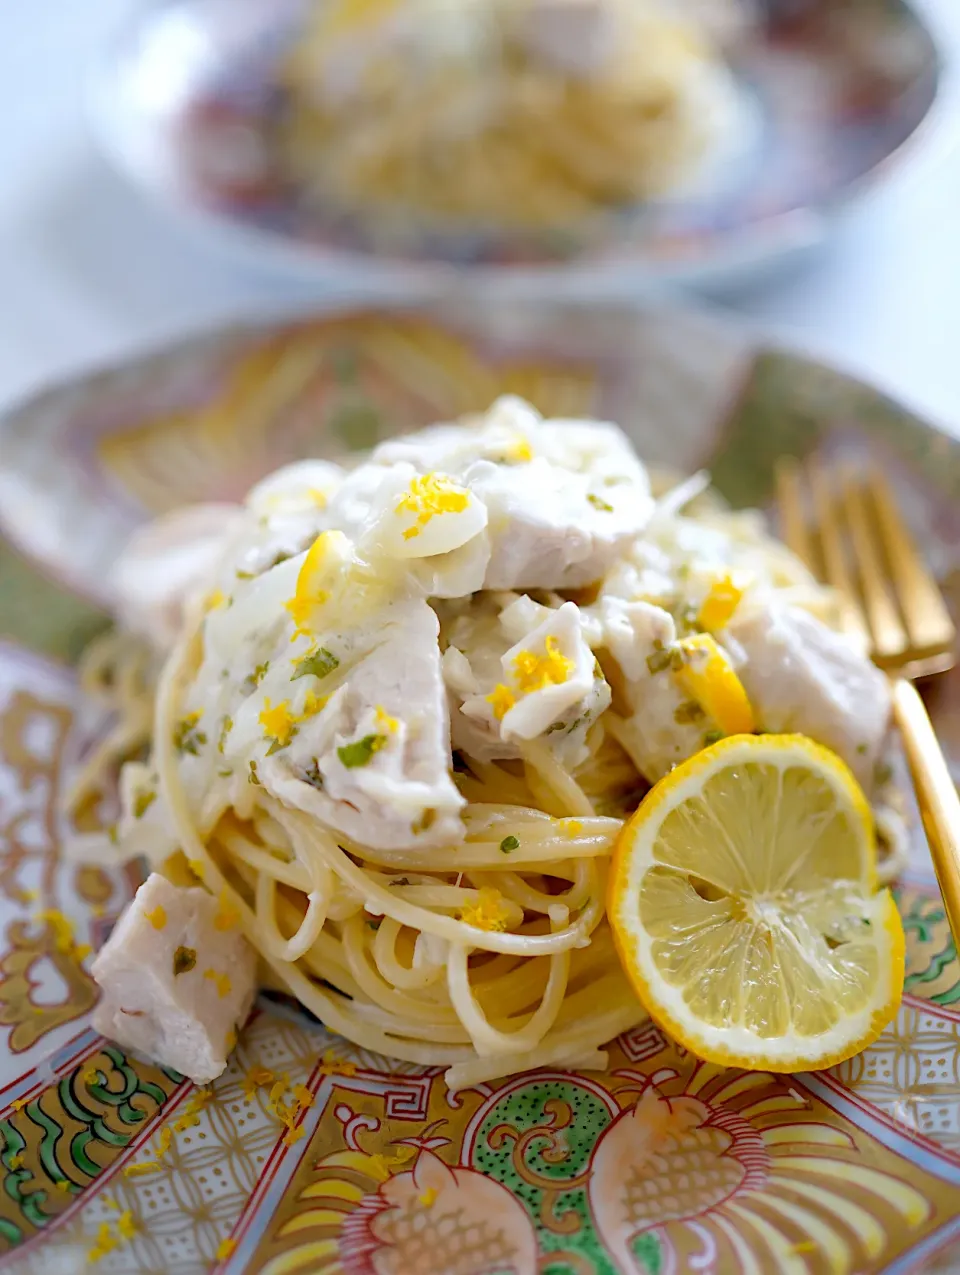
[{"xmin": 88, "ymin": 0, "xmax": 943, "ymax": 298}]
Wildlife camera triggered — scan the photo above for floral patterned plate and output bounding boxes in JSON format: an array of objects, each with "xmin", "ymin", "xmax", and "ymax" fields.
[
  {"xmin": 1, "ymin": 301, "xmax": 960, "ymax": 1274},
  {"xmin": 88, "ymin": 0, "xmax": 943, "ymax": 293}
]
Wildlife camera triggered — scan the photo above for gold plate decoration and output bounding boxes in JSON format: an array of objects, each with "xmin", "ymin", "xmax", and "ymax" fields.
[{"xmin": 1, "ymin": 302, "xmax": 960, "ymax": 1274}]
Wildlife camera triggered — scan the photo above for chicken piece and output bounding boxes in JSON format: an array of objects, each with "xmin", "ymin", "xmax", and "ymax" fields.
[
  {"xmin": 724, "ymin": 601, "xmax": 891, "ymax": 788},
  {"xmin": 92, "ymin": 874, "xmax": 257, "ymax": 1084},
  {"xmin": 263, "ymin": 599, "xmax": 465, "ymax": 850},
  {"xmin": 594, "ymin": 597, "xmax": 706, "ymax": 781},
  {"xmin": 456, "ymin": 600, "xmax": 610, "ymax": 767},
  {"xmin": 371, "ymin": 398, "xmax": 654, "ymax": 590},
  {"xmin": 112, "ymin": 504, "xmax": 245, "ymax": 652}
]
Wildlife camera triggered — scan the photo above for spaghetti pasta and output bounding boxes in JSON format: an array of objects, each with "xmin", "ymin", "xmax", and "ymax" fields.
[
  {"xmin": 278, "ymin": 0, "xmax": 747, "ymax": 234},
  {"xmin": 77, "ymin": 395, "xmax": 901, "ymax": 1087}
]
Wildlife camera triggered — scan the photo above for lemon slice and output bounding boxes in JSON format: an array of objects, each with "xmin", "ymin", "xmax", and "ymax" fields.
[{"xmin": 608, "ymin": 734, "xmax": 904, "ymax": 1071}]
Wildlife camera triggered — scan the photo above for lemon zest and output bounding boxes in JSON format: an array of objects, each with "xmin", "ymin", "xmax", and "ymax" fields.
[
  {"xmin": 174, "ymin": 1087, "xmax": 213, "ymax": 1133},
  {"xmin": 317, "ymin": 1051, "xmax": 357, "ymax": 1077},
  {"xmin": 216, "ymin": 1237, "xmax": 238, "ymax": 1260},
  {"xmin": 459, "ymin": 888, "xmax": 511, "ymax": 933},
  {"xmin": 10, "ymin": 1098, "xmax": 27, "ymax": 1112},
  {"xmin": 205, "ymin": 589, "xmax": 227, "ymax": 611},
  {"xmin": 204, "ymin": 969, "xmax": 232, "ymax": 999},
  {"xmin": 396, "ymin": 473, "xmax": 470, "ymax": 540},
  {"xmin": 419, "ymin": 1186, "xmax": 439, "ymax": 1207},
  {"xmin": 512, "ymin": 636, "xmax": 574, "ymax": 694},
  {"xmin": 144, "ymin": 905, "xmax": 167, "ymax": 931},
  {"xmin": 213, "ymin": 892, "xmax": 239, "ymax": 932},
  {"xmin": 117, "ymin": 1211, "xmax": 137, "ymax": 1240},
  {"xmin": 259, "ymin": 699, "xmax": 297, "ymax": 749},
  {"xmin": 503, "ymin": 436, "xmax": 532, "ymax": 464},
  {"xmin": 486, "ymin": 684, "xmax": 516, "ymax": 721},
  {"xmin": 243, "ymin": 1066, "xmax": 275, "ymax": 1098},
  {"xmin": 36, "ymin": 910, "xmax": 75, "ymax": 953},
  {"xmin": 375, "ymin": 705, "xmax": 399, "ymax": 733}
]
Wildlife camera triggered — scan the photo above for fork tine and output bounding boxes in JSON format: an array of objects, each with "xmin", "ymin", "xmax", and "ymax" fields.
[
  {"xmin": 806, "ymin": 457, "xmax": 871, "ymax": 649},
  {"xmin": 868, "ymin": 468, "xmax": 956, "ymax": 659},
  {"xmin": 774, "ymin": 457, "xmax": 816, "ymax": 570},
  {"xmin": 840, "ymin": 468, "xmax": 908, "ymax": 665}
]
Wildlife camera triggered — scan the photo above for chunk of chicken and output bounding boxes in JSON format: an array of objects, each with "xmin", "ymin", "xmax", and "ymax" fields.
[
  {"xmin": 593, "ymin": 598, "xmax": 706, "ymax": 781},
  {"xmin": 263, "ymin": 600, "xmax": 465, "ymax": 850},
  {"xmin": 369, "ymin": 398, "xmax": 655, "ymax": 590},
  {"xmin": 112, "ymin": 504, "xmax": 245, "ymax": 653},
  {"xmin": 92, "ymin": 874, "xmax": 256, "ymax": 1084},
  {"xmin": 450, "ymin": 599, "xmax": 610, "ymax": 768},
  {"xmin": 724, "ymin": 601, "xmax": 891, "ymax": 788}
]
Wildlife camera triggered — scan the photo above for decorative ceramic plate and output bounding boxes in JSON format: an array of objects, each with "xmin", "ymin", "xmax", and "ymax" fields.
[
  {"xmin": 88, "ymin": 0, "xmax": 943, "ymax": 293},
  {"xmin": 1, "ymin": 302, "xmax": 960, "ymax": 1275}
]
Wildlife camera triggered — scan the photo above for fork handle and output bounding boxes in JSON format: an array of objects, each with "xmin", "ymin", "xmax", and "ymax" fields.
[{"xmin": 891, "ymin": 679, "xmax": 960, "ymax": 935}]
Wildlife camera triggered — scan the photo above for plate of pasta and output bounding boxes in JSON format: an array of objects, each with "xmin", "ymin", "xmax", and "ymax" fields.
[
  {"xmin": 89, "ymin": 0, "xmax": 942, "ymax": 291},
  {"xmin": 2, "ymin": 301, "xmax": 960, "ymax": 1273}
]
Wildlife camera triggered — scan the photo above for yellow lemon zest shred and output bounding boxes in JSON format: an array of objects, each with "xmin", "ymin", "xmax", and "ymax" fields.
[
  {"xmin": 144, "ymin": 905, "xmax": 167, "ymax": 931},
  {"xmin": 512, "ymin": 636, "xmax": 574, "ymax": 694},
  {"xmin": 396, "ymin": 473, "xmax": 470, "ymax": 540},
  {"xmin": 459, "ymin": 888, "xmax": 511, "ymax": 933},
  {"xmin": 486, "ymin": 684, "xmax": 516, "ymax": 722}
]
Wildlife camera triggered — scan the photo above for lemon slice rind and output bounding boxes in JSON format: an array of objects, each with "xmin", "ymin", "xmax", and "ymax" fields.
[{"xmin": 609, "ymin": 734, "xmax": 905, "ymax": 1072}]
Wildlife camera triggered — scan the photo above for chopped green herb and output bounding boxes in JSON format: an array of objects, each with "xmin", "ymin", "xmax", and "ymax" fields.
[
  {"xmin": 674, "ymin": 701, "xmax": 706, "ymax": 725},
  {"xmin": 703, "ymin": 729, "xmax": 725, "ymax": 746},
  {"xmin": 217, "ymin": 767, "xmax": 233, "ymax": 778},
  {"xmin": 856, "ymin": 742, "xmax": 867, "ymax": 755},
  {"xmin": 500, "ymin": 835, "xmax": 519, "ymax": 854},
  {"xmin": 173, "ymin": 714, "xmax": 206, "ymax": 756},
  {"xmin": 366, "ymin": 917, "xmax": 382, "ymax": 931},
  {"xmin": 108, "ymin": 824, "xmax": 119, "ymax": 845},
  {"xmin": 235, "ymin": 568, "xmax": 255, "ymax": 580},
  {"xmin": 242, "ymin": 662, "xmax": 270, "ymax": 696},
  {"xmin": 248, "ymin": 761, "xmax": 262, "ymax": 787},
  {"xmin": 587, "ymin": 493, "xmax": 613, "ymax": 513},
  {"xmin": 217, "ymin": 715, "xmax": 233, "ymax": 754},
  {"xmin": 173, "ymin": 946, "xmax": 196, "ymax": 976},
  {"xmin": 133, "ymin": 789, "xmax": 156, "ymax": 819},
  {"xmin": 411, "ymin": 808, "xmax": 437, "ymax": 835},
  {"xmin": 292, "ymin": 647, "xmax": 340, "ymax": 682},
  {"xmin": 646, "ymin": 647, "xmax": 674, "ymax": 675},
  {"xmin": 337, "ymin": 734, "xmax": 386, "ymax": 769},
  {"xmin": 875, "ymin": 761, "xmax": 893, "ymax": 788},
  {"xmin": 302, "ymin": 760, "xmax": 325, "ymax": 790}
]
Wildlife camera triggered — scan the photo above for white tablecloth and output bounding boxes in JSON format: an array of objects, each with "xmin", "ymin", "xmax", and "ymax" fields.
[{"xmin": 3, "ymin": 1, "xmax": 960, "ymax": 435}]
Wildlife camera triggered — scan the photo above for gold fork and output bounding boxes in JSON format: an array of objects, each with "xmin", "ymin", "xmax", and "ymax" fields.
[{"xmin": 776, "ymin": 457, "xmax": 960, "ymax": 941}]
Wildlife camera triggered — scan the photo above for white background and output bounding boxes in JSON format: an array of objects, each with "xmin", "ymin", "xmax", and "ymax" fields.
[{"xmin": 2, "ymin": 0, "xmax": 960, "ymax": 436}]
